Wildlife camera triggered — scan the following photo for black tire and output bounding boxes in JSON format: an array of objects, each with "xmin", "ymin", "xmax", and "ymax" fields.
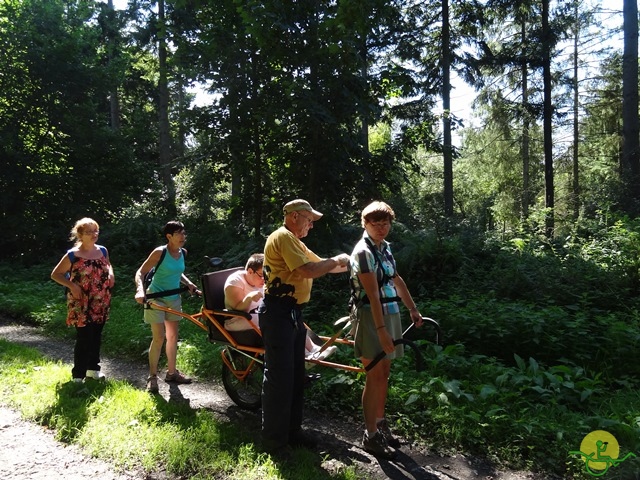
[{"xmin": 221, "ymin": 348, "xmax": 263, "ymax": 410}]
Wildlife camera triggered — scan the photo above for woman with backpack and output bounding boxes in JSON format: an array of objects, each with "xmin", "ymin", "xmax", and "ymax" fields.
[
  {"xmin": 134, "ymin": 221, "xmax": 201, "ymax": 393},
  {"xmin": 51, "ymin": 217, "xmax": 114, "ymax": 383},
  {"xmin": 349, "ymin": 201, "xmax": 424, "ymax": 459}
]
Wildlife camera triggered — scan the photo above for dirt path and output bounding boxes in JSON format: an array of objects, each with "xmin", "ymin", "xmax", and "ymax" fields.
[{"xmin": 0, "ymin": 320, "xmax": 548, "ymax": 480}]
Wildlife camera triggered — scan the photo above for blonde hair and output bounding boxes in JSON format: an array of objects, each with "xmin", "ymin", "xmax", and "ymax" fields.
[
  {"xmin": 361, "ymin": 201, "xmax": 395, "ymax": 228},
  {"xmin": 70, "ymin": 217, "xmax": 99, "ymax": 246}
]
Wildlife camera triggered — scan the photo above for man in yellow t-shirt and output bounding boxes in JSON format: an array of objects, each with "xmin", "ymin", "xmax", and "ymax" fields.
[{"xmin": 259, "ymin": 199, "xmax": 350, "ymax": 455}]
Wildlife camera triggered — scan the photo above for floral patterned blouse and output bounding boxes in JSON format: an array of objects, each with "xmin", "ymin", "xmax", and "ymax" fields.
[{"xmin": 66, "ymin": 255, "xmax": 112, "ymax": 327}]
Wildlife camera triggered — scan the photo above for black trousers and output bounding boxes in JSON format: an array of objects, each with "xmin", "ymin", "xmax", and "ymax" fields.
[
  {"xmin": 258, "ymin": 296, "xmax": 306, "ymax": 450},
  {"xmin": 72, "ymin": 322, "xmax": 104, "ymax": 379}
]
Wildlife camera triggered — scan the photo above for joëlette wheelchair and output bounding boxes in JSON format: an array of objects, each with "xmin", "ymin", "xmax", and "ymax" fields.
[{"xmin": 145, "ymin": 265, "xmax": 442, "ymax": 410}]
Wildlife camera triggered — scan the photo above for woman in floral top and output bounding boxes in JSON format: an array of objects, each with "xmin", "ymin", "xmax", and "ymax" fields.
[{"xmin": 51, "ymin": 218, "xmax": 115, "ymax": 383}]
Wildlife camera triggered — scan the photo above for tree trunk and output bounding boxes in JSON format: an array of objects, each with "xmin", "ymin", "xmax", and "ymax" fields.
[
  {"xmin": 442, "ymin": 0, "xmax": 453, "ymax": 217},
  {"xmin": 175, "ymin": 78, "xmax": 186, "ymax": 162},
  {"xmin": 521, "ymin": 20, "xmax": 530, "ymax": 222},
  {"xmin": 542, "ymin": 0, "xmax": 554, "ymax": 237},
  {"xmin": 157, "ymin": 0, "xmax": 177, "ymax": 217},
  {"xmin": 107, "ymin": 0, "xmax": 120, "ymax": 130},
  {"xmin": 571, "ymin": 1, "xmax": 580, "ymax": 220},
  {"xmin": 622, "ymin": 0, "xmax": 640, "ymax": 211},
  {"xmin": 251, "ymin": 55, "xmax": 262, "ymax": 238},
  {"xmin": 361, "ymin": 42, "xmax": 369, "ymax": 159}
]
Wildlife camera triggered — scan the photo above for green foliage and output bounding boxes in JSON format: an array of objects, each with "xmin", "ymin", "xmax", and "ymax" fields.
[
  {"xmin": 0, "ymin": 0, "xmax": 152, "ymax": 259},
  {"xmin": 3, "ymin": 223, "xmax": 640, "ymax": 479},
  {"xmin": 0, "ymin": 1, "xmax": 636, "ymax": 474}
]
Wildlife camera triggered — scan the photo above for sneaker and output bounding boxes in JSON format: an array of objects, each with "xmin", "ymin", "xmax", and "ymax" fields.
[
  {"xmin": 310, "ymin": 345, "xmax": 338, "ymax": 361},
  {"xmin": 85, "ymin": 370, "xmax": 105, "ymax": 381},
  {"xmin": 377, "ymin": 419, "xmax": 401, "ymax": 448},
  {"xmin": 304, "ymin": 372, "xmax": 321, "ymax": 385},
  {"xmin": 362, "ymin": 430, "xmax": 396, "ymax": 459},
  {"xmin": 289, "ymin": 429, "xmax": 318, "ymax": 449},
  {"xmin": 164, "ymin": 370, "xmax": 192, "ymax": 384},
  {"xmin": 146, "ymin": 375, "xmax": 159, "ymax": 393}
]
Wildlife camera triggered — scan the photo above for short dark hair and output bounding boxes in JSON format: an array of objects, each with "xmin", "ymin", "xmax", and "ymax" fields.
[
  {"xmin": 245, "ymin": 253, "xmax": 264, "ymax": 272},
  {"xmin": 162, "ymin": 220, "xmax": 185, "ymax": 237}
]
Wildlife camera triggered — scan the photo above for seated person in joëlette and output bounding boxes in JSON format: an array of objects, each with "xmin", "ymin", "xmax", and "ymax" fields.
[{"xmin": 224, "ymin": 253, "xmax": 337, "ymax": 360}]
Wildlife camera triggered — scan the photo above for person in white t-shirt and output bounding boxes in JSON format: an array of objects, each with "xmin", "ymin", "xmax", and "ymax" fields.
[{"xmin": 224, "ymin": 253, "xmax": 336, "ymax": 360}]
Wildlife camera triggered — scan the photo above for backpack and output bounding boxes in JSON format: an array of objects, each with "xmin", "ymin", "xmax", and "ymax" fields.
[{"xmin": 143, "ymin": 246, "xmax": 186, "ymax": 291}]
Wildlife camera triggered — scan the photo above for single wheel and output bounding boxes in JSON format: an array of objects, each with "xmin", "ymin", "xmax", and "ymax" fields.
[{"xmin": 221, "ymin": 348, "xmax": 263, "ymax": 410}]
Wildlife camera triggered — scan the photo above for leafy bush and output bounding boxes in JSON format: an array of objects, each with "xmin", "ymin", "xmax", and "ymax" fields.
[{"xmin": 3, "ymin": 215, "xmax": 640, "ymax": 478}]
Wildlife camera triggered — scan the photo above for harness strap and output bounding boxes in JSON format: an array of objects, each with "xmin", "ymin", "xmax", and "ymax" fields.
[
  {"xmin": 350, "ymin": 237, "xmax": 398, "ymax": 308},
  {"xmin": 358, "ymin": 296, "xmax": 401, "ymax": 305},
  {"xmin": 144, "ymin": 285, "xmax": 188, "ymax": 303}
]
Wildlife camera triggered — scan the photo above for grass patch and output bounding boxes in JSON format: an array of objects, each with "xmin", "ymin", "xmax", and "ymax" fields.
[{"xmin": 0, "ymin": 339, "xmax": 361, "ymax": 479}]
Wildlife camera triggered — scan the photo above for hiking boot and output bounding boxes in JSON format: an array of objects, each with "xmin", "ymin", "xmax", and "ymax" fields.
[
  {"xmin": 146, "ymin": 375, "xmax": 159, "ymax": 393},
  {"xmin": 164, "ymin": 370, "xmax": 192, "ymax": 384},
  {"xmin": 377, "ymin": 418, "xmax": 401, "ymax": 448},
  {"xmin": 362, "ymin": 430, "xmax": 396, "ymax": 459},
  {"xmin": 85, "ymin": 370, "xmax": 105, "ymax": 381}
]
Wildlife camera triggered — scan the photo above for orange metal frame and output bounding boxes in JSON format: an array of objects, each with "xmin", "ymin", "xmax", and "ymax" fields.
[{"xmin": 146, "ymin": 301, "xmax": 366, "ymax": 374}]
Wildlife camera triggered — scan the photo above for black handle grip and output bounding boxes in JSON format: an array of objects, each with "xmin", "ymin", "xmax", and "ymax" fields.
[
  {"xmin": 365, "ymin": 316, "xmax": 442, "ymax": 372},
  {"xmin": 366, "ymin": 338, "xmax": 424, "ymax": 372}
]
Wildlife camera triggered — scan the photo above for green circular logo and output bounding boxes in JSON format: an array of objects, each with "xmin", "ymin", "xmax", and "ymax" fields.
[{"xmin": 579, "ymin": 430, "xmax": 619, "ymax": 471}]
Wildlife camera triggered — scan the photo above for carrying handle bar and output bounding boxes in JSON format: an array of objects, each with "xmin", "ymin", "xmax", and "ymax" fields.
[
  {"xmin": 366, "ymin": 338, "xmax": 424, "ymax": 372},
  {"xmin": 365, "ymin": 316, "xmax": 442, "ymax": 372},
  {"xmin": 144, "ymin": 285, "xmax": 202, "ymax": 306}
]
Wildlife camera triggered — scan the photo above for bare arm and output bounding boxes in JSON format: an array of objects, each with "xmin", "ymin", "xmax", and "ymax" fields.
[
  {"xmin": 393, "ymin": 274, "xmax": 423, "ymax": 327},
  {"xmin": 134, "ymin": 248, "xmax": 164, "ymax": 304},
  {"xmin": 180, "ymin": 273, "xmax": 201, "ymax": 295},
  {"xmin": 51, "ymin": 254, "xmax": 82, "ymax": 299},
  {"xmin": 294, "ymin": 253, "xmax": 350, "ymax": 279},
  {"xmin": 225, "ymin": 284, "xmax": 263, "ymax": 311},
  {"xmin": 104, "ymin": 248, "xmax": 115, "ymax": 288}
]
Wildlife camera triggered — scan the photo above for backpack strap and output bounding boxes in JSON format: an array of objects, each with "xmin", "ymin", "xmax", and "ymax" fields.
[
  {"xmin": 151, "ymin": 246, "xmax": 187, "ymax": 279},
  {"xmin": 143, "ymin": 247, "xmax": 187, "ymax": 302},
  {"xmin": 67, "ymin": 246, "xmax": 108, "ymax": 265},
  {"xmin": 156, "ymin": 246, "xmax": 168, "ymax": 271},
  {"xmin": 349, "ymin": 238, "xmax": 400, "ymax": 309}
]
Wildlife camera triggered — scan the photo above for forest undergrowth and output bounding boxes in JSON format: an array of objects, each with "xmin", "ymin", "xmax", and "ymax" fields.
[{"xmin": 2, "ymin": 218, "xmax": 640, "ymax": 478}]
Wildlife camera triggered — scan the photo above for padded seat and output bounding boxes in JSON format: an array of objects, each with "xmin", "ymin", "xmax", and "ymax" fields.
[
  {"xmin": 201, "ymin": 267, "xmax": 256, "ymax": 344},
  {"xmin": 202, "ymin": 267, "xmax": 243, "ymax": 310}
]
